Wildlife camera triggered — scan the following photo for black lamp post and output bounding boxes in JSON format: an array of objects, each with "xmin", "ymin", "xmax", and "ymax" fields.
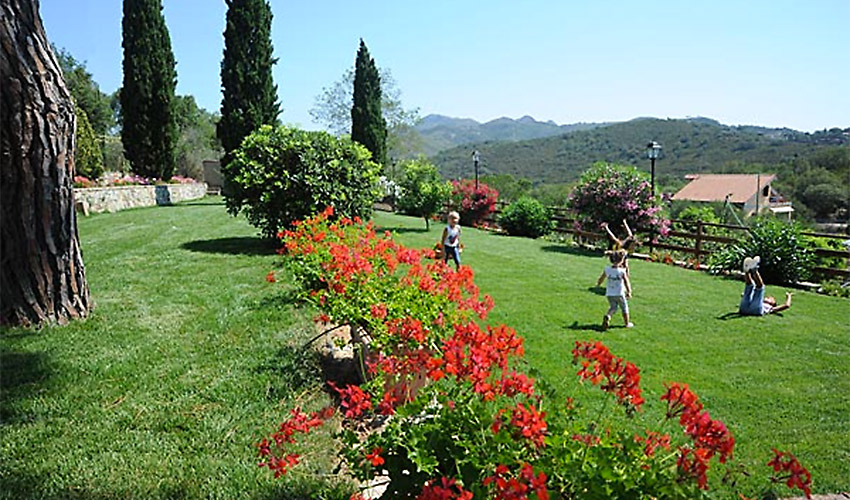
[
  {"xmin": 472, "ymin": 150, "xmax": 480, "ymax": 190},
  {"xmin": 646, "ymin": 141, "xmax": 662, "ymax": 198}
]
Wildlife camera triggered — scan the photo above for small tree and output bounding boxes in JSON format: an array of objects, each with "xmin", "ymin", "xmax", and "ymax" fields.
[
  {"xmin": 397, "ymin": 158, "xmax": 452, "ymax": 229},
  {"xmin": 351, "ymin": 39, "xmax": 387, "ymax": 168},
  {"xmin": 74, "ymin": 103, "xmax": 104, "ymax": 180},
  {"xmin": 224, "ymin": 125, "xmax": 381, "ymax": 237},
  {"xmin": 121, "ymin": 0, "xmax": 178, "ymax": 180},
  {"xmin": 450, "ymin": 179, "xmax": 499, "ymax": 227},
  {"xmin": 568, "ymin": 162, "xmax": 669, "ymax": 238}
]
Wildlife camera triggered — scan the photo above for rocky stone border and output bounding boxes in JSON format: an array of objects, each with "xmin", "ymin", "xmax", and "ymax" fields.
[{"xmin": 74, "ymin": 182, "xmax": 207, "ymax": 214}]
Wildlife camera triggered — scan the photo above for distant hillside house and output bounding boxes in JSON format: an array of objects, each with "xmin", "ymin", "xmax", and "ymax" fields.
[{"xmin": 672, "ymin": 174, "xmax": 793, "ymax": 218}]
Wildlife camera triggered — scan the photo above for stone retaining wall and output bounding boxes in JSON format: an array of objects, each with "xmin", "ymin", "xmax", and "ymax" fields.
[{"xmin": 74, "ymin": 182, "xmax": 207, "ymax": 214}]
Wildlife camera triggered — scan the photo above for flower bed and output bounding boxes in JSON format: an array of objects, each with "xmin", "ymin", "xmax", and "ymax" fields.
[{"xmin": 260, "ymin": 207, "xmax": 812, "ymax": 500}]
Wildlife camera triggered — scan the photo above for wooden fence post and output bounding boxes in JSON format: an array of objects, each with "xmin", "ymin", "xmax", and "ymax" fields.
[{"xmin": 695, "ymin": 220, "xmax": 703, "ymax": 268}]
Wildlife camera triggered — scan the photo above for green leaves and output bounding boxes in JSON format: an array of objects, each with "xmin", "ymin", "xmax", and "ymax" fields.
[
  {"xmin": 224, "ymin": 125, "xmax": 381, "ymax": 237},
  {"xmin": 499, "ymin": 197, "xmax": 553, "ymax": 238}
]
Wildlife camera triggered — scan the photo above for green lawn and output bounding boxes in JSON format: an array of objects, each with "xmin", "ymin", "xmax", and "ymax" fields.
[
  {"xmin": 374, "ymin": 211, "xmax": 850, "ymax": 498},
  {"xmin": 1, "ymin": 201, "xmax": 847, "ymax": 499},
  {"xmin": 0, "ymin": 198, "xmax": 349, "ymax": 499}
]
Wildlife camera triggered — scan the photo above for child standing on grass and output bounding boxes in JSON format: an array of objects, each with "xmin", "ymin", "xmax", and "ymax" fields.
[
  {"xmin": 442, "ymin": 211, "xmax": 462, "ymax": 270},
  {"xmin": 596, "ymin": 250, "xmax": 633, "ymax": 330},
  {"xmin": 602, "ymin": 220, "xmax": 637, "ymax": 277}
]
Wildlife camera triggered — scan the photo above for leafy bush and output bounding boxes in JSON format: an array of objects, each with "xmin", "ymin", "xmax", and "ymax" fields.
[
  {"xmin": 450, "ymin": 179, "xmax": 499, "ymax": 226},
  {"xmin": 74, "ymin": 103, "xmax": 104, "ymax": 180},
  {"xmin": 499, "ymin": 197, "xmax": 553, "ymax": 238},
  {"xmin": 819, "ymin": 279, "xmax": 850, "ymax": 298},
  {"xmin": 568, "ymin": 162, "xmax": 670, "ymax": 238},
  {"xmin": 396, "ymin": 158, "xmax": 452, "ymax": 229},
  {"xmin": 708, "ymin": 218, "xmax": 814, "ymax": 284},
  {"xmin": 224, "ymin": 125, "xmax": 381, "ymax": 237}
]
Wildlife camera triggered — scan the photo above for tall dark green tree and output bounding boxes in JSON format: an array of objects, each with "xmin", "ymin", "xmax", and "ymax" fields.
[
  {"xmin": 217, "ymin": 0, "xmax": 280, "ymax": 158},
  {"xmin": 120, "ymin": 0, "xmax": 178, "ymax": 179},
  {"xmin": 351, "ymin": 39, "xmax": 387, "ymax": 167}
]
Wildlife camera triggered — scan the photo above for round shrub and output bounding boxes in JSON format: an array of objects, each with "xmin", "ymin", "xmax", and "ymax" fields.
[
  {"xmin": 224, "ymin": 125, "xmax": 381, "ymax": 237},
  {"xmin": 499, "ymin": 197, "xmax": 553, "ymax": 238},
  {"xmin": 708, "ymin": 217, "xmax": 814, "ymax": 284}
]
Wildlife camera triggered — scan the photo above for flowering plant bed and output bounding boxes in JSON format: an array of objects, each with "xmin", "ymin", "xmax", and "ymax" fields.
[{"xmin": 260, "ymin": 207, "xmax": 812, "ymax": 499}]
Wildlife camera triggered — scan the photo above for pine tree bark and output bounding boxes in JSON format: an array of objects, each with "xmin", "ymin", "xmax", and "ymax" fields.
[{"xmin": 1, "ymin": 0, "xmax": 91, "ymax": 326}]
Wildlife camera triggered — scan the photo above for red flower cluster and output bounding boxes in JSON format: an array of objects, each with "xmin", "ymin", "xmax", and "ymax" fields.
[
  {"xmin": 416, "ymin": 477, "xmax": 474, "ymax": 500},
  {"xmin": 572, "ymin": 341, "xmax": 644, "ymax": 410},
  {"xmin": 661, "ymin": 382, "xmax": 735, "ymax": 488},
  {"xmin": 634, "ymin": 430, "xmax": 671, "ymax": 457},
  {"xmin": 508, "ymin": 402, "xmax": 548, "ymax": 448},
  {"xmin": 436, "ymin": 321, "xmax": 525, "ymax": 401},
  {"xmin": 257, "ymin": 407, "xmax": 334, "ymax": 477},
  {"xmin": 483, "ymin": 463, "xmax": 549, "ymax": 500},
  {"xmin": 767, "ymin": 448, "xmax": 812, "ymax": 499},
  {"xmin": 328, "ymin": 381, "xmax": 373, "ymax": 418},
  {"xmin": 265, "ymin": 271, "xmax": 276, "ymax": 283},
  {"xmin": 365, "ymin": 447, "xmax": 385, "ymax": 467}
]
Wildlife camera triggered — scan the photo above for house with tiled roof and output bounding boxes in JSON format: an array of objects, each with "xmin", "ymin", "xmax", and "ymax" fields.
[{"xmin": 672, "ymin": 174, "xmax": 793, "ymax": 217}]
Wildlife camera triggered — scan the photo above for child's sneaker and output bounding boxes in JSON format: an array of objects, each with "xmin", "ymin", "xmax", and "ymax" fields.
[
  {"xmin": 626, "ymin": 322, "xmax": 635, "ymax": 328},
  {"xmin": 602, "ymin": 315, "xmax": 610, "ymax": 331},
  {"xmin": 742, "ymin": 257, "xmax": 756, "ymax": 273}
]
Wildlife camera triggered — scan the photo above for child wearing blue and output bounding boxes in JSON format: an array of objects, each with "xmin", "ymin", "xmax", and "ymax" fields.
[
  {"xmin": 596, "ymin": 250, "xmax": 633, "ymax": 330},
  {"xmin": 441, "ymin": 211, "xmax": 462, "ymax": 270},
  {"xmin": 739, "ymin": 257, "xmax": 793, "ymax": 316}
]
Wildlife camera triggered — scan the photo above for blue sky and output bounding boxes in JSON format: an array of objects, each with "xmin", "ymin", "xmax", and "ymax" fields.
[{"xmin": 41, "ymin": 0, "xmax": 850, "ymax": 132}]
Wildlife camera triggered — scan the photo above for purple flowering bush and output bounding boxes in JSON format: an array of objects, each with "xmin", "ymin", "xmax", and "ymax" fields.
[{"xmin": 568, "ymin": 162, "xmax": 670, "ymax": 239}]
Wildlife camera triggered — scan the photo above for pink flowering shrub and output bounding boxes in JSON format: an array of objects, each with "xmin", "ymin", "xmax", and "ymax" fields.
[
  {"xmin": 568, "ymin": 162, "xmax": 670, "ymax": 240},
  {"xmin": 451, "ymin": 180, "xmax": 499, "ymax": 227}
]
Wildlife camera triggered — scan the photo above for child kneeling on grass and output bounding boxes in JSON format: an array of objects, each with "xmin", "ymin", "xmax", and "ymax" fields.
[{"xmin": 597, "ymin": 250, "xmax": 633, "ymax": 330}]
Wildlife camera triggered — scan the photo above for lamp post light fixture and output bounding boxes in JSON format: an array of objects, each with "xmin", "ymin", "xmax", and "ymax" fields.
[
  {"xmin": 646, "ymin": 141, "xmax": 662, "ymax": 198},
  {"xmin": 472, "ymin": 150, "xmax": 480, "ymax": 190}
]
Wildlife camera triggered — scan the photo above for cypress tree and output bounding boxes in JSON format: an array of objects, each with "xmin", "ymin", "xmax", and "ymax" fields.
[
  {"xmin": 351, "ymin": 39, "xmax": 387, "ymax": 167},
  {"xmin": 218, "ymin": 0, "xmax": 280, "ymax": 157},
  {"xmin": 120, "ymin": 0, "xmax": 178, "ymax": 180}
]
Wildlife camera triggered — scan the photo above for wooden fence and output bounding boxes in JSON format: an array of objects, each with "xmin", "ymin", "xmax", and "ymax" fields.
[{"xmin": 479, "ymin": 202, "xmax": 850, "ymax": 280}]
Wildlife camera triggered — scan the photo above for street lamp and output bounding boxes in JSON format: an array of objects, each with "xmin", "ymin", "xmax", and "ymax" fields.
[
  {"xmin": 646, "ymin": 141, "xmax": 662, "ymax": 198},
  {"xmin": 472, "ymin": 150, "xmax": 480, "ymax": 190}
]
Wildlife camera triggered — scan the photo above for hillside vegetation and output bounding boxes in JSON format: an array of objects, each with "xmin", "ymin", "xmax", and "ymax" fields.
[{"xmin": 430, "ymin": 118, "xmax": 849, "ymax": 188}]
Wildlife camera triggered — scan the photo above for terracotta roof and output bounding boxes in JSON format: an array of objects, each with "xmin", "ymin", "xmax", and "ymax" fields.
[{"xmin": 672, "ymin": 174, "xmax": 776, "ymax": 203}]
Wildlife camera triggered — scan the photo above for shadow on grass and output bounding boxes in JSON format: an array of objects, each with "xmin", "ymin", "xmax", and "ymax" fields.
[
  {"xmin": 377, "ymin": 226, "xmax": 430, "ymax": 234},
  {"xmin": 540, "ymin": 244, "xmax": 602, "ymax": 259},
  {"xmin": 182, "ymin": 236, "xmax": 277, "ymax": 256},
  {"xmin": 0, "ymin": 349, "xmax": 51, "ymax": 424},
  {"xmin": 587, "ymin": 286, "xmax": 605, "ymax": 296},
  {"xmin": 567, "ymin": 320, "xmax": 605, "ymax": 332}
]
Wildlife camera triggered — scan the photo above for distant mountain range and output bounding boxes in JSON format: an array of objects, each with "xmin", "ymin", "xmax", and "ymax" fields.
[
  {"xmin": 415, "ymin": 114, "xmax": 608, "ymax": 156},
  {"xmin": 420, "ymin": 115, "xmax": 848, "ymax": 185}
]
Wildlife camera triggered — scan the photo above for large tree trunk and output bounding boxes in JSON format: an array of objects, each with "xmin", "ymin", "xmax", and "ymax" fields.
[{"xmin": 1, "ymin": 0, "xmax": 91, "ymax": 326}]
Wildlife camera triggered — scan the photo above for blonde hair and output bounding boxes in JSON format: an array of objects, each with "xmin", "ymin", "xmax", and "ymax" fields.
[{"xmin": 448, "ymin": 211, "xmax": 460, "ymax": 221}]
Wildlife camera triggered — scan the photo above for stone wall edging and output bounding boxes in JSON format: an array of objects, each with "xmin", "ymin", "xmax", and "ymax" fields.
[{"xmin": 73, "ymin": 182, "xmax": 207, "ymax": 214}]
